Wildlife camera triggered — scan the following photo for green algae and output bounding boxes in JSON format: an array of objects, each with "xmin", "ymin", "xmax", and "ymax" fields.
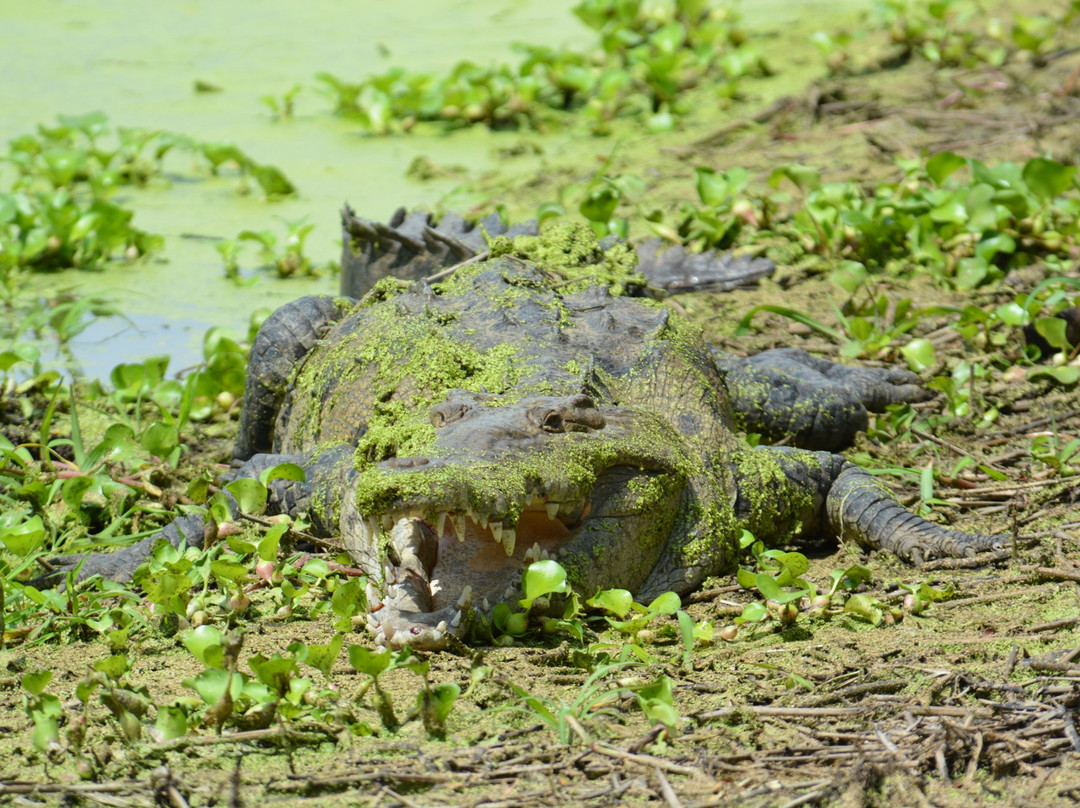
[{"xmin": 486, "ymin": 220, "xmax": 646, "ymax": 295}]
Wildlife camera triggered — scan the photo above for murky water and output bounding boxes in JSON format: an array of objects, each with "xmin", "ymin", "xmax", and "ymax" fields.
[{"xmin": 0, "ymin": 0, "xmax": 868, "ymax": 379}]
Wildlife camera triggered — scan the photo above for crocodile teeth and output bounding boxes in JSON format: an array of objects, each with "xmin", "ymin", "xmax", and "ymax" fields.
[
  {"xmin": 435, "ymin": 620, "xmax": 447, "ymax": 633},
  {"xmin": 491, "ymin": 521, "xmax": 504, "ymax": 545},
  {"xmin": 481, "ymin": 598, "xmax": 490, "ymax": 612},
  {"xmin": 450, "ymin": 609, "xmax": 462, "ymax": 628},
  {"xmin": 503, "ymin": 586, "xmax": 516, "ymax": 600},
  {"xmin": 546, "ymin": 502, "xmax": 560, "ymax": 520},
  {"xmin": 381, "ymin": 514, "xmax": 393, "ymax": 531},
  {"xmin": 457, "ymin": 585, "xmax": 473, "ymax": 609},
  {"xmin": 436, "ymin": 512, "xmax": 447, "ymax": 536},
  {"xmin": 452, "ymin": 514, "xmax": 467, "ymax": 542},
  {"xmin": 524, "ymin": 542, "xmax": 542, "ymax": 564},
  {"xmin": 365, "ymin": 517, "xmax": 379, "ymax": 541},
  {"xmin": 503, "ymin": 528, "xmax": 516, "ymax": 556}
]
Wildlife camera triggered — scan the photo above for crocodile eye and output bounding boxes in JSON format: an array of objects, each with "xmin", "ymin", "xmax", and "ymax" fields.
[{"xmin": 540, "ymin": 410, "xmax": 563, "ymax": 433}]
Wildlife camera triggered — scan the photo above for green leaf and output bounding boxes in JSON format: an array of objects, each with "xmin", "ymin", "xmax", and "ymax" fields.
[
  {"xmin": 736, "ymin": 601, "xmax": 768, "ymax": 623},
  {"xmin": 925, "ymin": 152, "xmax": 967, "ymax": 186},
  {"xmin": 974, "ymin": 232, "xmax": 1016, "ymax": 262},
  {"xmin": 251, "ymin": 164, "xmax": 297, "ymax": 197},
  {"xmin": 995, "ymin": 302, "xmax": 1029, "ymax": 326},
  {"xmin": 31, "ymin": 713, "xmax": 60, "ymax": 751},
  {"xmin": 586, "ymin": 588, "xmax": 633, "ymax": 618},
  {"xmin": 768, "ymin": 164, "xmax": 821, "ymax": 192},
  {"xmin": 249, "ymin": 653, "xmax": 298, "ymax": 694},
  {"xmin": 92, "ymin": 654, "xmax": 131, "ymax": 682},
  {"xmin": 258, "ymin": 521, "xmax": 288, "ymax": 562},
  {"xmin": 348, "ymin": 645, "xmax": 392, "ymax": 677},
  {"xmin": 226, "ymin": 478, "xmax": 268, "ymax": 515},
  {"xmin": 183, "ymin": 667, "xmax": 245, "ymax": 705},
  {"xmin": 677, "ymin": 610, "xmax": 695, "ymax": 654},
  {"xmin": 208, "ymin": 490, "xmax": 233, "ymax": 525},
  {"xmin": 929, "ymin": 196, "xmax": 967, "ymax": 224},
  {"xmin": 636, "ymin": 676, "xmax": 679, "ymax": 730},
  {"xmin": 304, "ymin": 633, "xmax": 344, "ymax": 678},
  {"xmin": 755, "ymin": 574, "xmax": 805, "ymax": 604},
  {"xmin": 536, "ymin": 201, "xmax": 565, "ymax": 226},
  {"xmin": 0, "ymin": 343, "xmax": 39, "ymax": 371},
  {"xmin": 226, "ymin": 535, "xmax": 257, "ymax": 554},
  {"xmin": 695, "ymin": 167, "xmax": 733, "ymax": 207},
  {"xmin": 21, "ymin": 670, "xmax": 53, "ymax": 696},
  {"xmin": 844, "ymin": 593, "xmax": 882, "ymax": 626},
  {"xmin": 331, "ymin": 578, "xmax": 366, "ymax": 619},
  {"xmin": 422, "ymin": 682, "xmax": 460, "ymax": 727},
  {"xmin": 829, "ymin": 261, "xmax": 867, "ymax": 295},
  {"xmin": 140, "ymin": 422, "xmax": 179, "ymax": 459},
  {"xmin": 770, "ymin": 551, "xmax": 809, "ymax": 584},
  {"xmin": 182, "ymin": 625, "xmax": 225, "ymax": 666},
  {"xmin": 1034, "ymin": 317, "xmax": 1071, "ymax": 350},
  {"xmin": 0, "ymin": 515, "xmax": 45, "ymax": 555},
  {"xmin": 258, "ymin": 462, "xmax": 306, "ymax": 486},
  {"xmin": 1031, "ymin": 367, "xmax": 1080, "ymax": 386},
  {"xmin": 1022, "ymin": 158, "xmax": 1076, "ymax": 203},
  {"xmin": 579, "ymin": 186, "xmax": 619, "ymax": 224},
  {"xmin": 647, "ymin": 590, "xmax": 681, "ymax": 615},
  {"xmin": 900, "ymin": 338, "xmax": 936, "ymax": 372},
  {"xmin": 210, "ymin": 558, "xmax": 248, "ymax": 584},
  {"xmin": 155, "ymin": 704, "xmax": 188, "ymax": 741},
  {"xmin": 954, "ymin": 256, "xmax": 989, "ymax": 290},
  {"xmin": 521, "ymin": 559, "xmax": 569, "ymax": 605},
  {"xmin": 736, "ymin": 567, "xmax": 758, "ymax": 589}
]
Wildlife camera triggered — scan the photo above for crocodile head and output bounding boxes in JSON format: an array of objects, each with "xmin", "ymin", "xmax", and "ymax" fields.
[{"xmin": 344, "ymin": 389, "xmax": 693, "ymax": 649}]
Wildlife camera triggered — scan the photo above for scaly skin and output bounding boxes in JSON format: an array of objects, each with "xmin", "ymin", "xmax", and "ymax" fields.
[{"xmin": 48, "ymin": 225, "xmax": 1001, "ymax": 650}]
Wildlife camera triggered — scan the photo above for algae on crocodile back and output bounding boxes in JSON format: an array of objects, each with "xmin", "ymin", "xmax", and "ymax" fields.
[
  {"xmin": 484, "ymin": 220, "xmax": 646, "ymax": 296},
  {"xmin": 340, "ymin": 223, "xmax": 655, "ymax": 470}
]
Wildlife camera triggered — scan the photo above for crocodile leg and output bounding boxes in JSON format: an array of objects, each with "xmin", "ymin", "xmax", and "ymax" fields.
[
  {"xmin": 714, "ymin": 347, "xmax": 929, "ymax": 451},
  {"xmin": 37, "ymin": 444, "xmax": 358, "ymax": 586},
  {"xmin": 637, "ymin": 445, "xmax": 1002, "ymax": 601},
  {"xmin": 755, "ymin": 446, "xmax": 1003, "ymax": 563},
  {"xmin": 38, "ymin": 296, "xmax": 358, "ymax": 589},
  {"xmin": 235, "ymin": 295, "xmax": 355, "ymax": 460}
]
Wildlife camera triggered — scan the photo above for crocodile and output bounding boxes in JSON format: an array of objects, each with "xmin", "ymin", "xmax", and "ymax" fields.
[{"xmin": 55, "ymin": 216, "xmax": 1000, "ymax": 650}]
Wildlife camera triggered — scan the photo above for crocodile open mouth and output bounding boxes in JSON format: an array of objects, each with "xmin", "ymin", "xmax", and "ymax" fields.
[
  {"xmin": 356, "ymin": 466, "xmax": 651, "ymax": 650},
  {"xmin": 361, "ymin": 497, "xmax": 591, "ymax": 649}
]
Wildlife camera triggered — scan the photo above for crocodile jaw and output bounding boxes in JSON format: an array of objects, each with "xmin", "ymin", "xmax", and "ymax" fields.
[{"xmin": 357, "ymin": 497, "xmax": 587, "ymax": 650}]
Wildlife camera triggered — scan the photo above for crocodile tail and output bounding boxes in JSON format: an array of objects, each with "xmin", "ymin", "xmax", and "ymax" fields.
[{"xmin": 340, "ymin": 206, "xmax": 539, "ymax": 298}]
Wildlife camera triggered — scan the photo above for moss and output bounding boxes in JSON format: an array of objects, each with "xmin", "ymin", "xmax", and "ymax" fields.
[
  {"xmin": 351, "ymin": 408, "xmax": 693, "ymax": 526},
  {"xmin": 486, "ymin": 220, "xmax": 646, "ymax": 296}
]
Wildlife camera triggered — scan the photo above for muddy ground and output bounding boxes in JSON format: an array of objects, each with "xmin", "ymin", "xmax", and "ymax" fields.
[{"xmin": 2, "ymin": 4, "xmax": 1080, "ymax": 807}]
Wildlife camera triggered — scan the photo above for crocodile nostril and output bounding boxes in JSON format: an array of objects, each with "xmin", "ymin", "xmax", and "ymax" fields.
[
  {"xmin": 429, "ymin": 400, "xmax": 472, "ymax": 428},
  {"xmin": 541, "ymin": 410, "xmax": 563, "ymax": 432}
]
